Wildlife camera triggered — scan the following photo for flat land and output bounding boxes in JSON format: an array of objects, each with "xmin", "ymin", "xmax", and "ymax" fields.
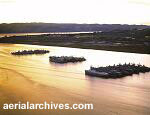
[{"xmin": 0, "ymin": 29, "xmax": 150, "ymax": 54}]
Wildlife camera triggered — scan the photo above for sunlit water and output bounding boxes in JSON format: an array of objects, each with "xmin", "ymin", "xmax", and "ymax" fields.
[
  {"xmin": 0, "ymin": 43, "xmax": 150, "ymax": 115},
  {"xmin": 0, "ymin": 32, "xmax": 95, "ymax": 38},
  {"xmin": 0, "ymin": 33, "xmax": 49, "ymax": 38}
]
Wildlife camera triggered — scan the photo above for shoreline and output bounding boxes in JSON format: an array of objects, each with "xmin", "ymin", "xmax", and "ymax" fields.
[
  {"xmin": 0, "ymin": 29, "xmax": 150, "ymax": 54},
  {"xmin": 1, "ymin": 42, "xmax": 149, "ymax": 54}
]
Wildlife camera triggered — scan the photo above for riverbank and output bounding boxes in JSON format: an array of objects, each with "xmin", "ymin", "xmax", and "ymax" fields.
[
  {"xmin": 1, "ymin": 42, "xmax": 150, "ymax": 54},
  {"xmin": 31, "ymin": 42, "xmax": 150, "ymax": 54},
  {"xmin": 0, "ymin": 30, "xmax": 150, "ymax": 54}
]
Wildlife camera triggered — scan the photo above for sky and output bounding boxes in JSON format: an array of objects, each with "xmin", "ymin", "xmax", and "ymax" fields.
[{"xmin": 0, "ymin": 0, "xmax": 150, "ymax": 25}]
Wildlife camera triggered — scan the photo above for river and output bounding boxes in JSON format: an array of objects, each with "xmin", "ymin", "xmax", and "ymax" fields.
[
  {"xmin": 0, "ymin": 32, "xmax": 95, "ymax": 38},
  {"xmin": 0, "ymin": 44, "xmax": 150, "ymax": 115}
]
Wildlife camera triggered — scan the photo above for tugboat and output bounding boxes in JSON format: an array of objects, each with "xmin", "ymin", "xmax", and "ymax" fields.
[
  {"xmin": 85, "ymin": 70, "xmax": 109, "ymax": 78},
  {"xmin": 49, "ymin": 56, "xmax": 86, "ymax": 63}
]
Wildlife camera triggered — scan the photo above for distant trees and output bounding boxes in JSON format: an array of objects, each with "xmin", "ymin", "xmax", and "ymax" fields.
[{"xmin": 0, "ymin": 23, "xmax": 150, "ymax": 33}]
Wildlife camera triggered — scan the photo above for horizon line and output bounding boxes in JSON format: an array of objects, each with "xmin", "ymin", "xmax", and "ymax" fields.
[{"xmin": 0, "ymin": 22, "xmax": 150, "ymax": 26}]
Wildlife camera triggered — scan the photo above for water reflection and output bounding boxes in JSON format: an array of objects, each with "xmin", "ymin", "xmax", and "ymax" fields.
[{"xmin": 0, "ymin": 44, "xmax": 150, "ymax": 115}]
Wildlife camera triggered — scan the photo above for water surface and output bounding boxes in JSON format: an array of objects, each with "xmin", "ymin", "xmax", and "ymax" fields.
[
  {"xmin": 0, "ymin": 31, "xmax": 95, "ymax": 38},
  {"xmin": 0, "ymin": 44, "xmax": 150, "ymax": 115}
]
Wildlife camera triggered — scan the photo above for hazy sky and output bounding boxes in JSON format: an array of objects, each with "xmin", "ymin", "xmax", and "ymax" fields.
[{"xmin": 0, "ymin": 0, "xmax": 150, "ymax": 25}]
